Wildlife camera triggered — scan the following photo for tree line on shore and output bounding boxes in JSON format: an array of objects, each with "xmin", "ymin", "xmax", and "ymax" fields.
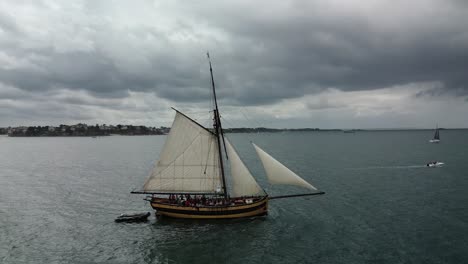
[{"xmin": 0, "ymin": 124, "xmax": 170, "ymax": 137}]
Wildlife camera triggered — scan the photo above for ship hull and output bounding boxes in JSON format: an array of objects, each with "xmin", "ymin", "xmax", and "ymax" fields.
[{"xmin": 150, "ymin": 196, "xmax": 268, "ymax": 219}]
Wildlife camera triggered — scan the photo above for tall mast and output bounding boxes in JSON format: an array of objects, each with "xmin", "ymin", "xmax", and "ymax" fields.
[{"xmin": 207, "ymin": 52, "xmax": 229, "ymax": 197}]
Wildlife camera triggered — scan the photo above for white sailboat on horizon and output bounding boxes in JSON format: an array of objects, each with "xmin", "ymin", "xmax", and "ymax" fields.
[{"xmin": 429, "ymin": 125, "xmax": 440, "ymax": 143}]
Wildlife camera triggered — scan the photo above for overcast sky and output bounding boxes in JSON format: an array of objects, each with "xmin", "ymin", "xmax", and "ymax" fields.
[{"xmin": 1, "ymin": 0, "xmax": 467, "ymax": 129}]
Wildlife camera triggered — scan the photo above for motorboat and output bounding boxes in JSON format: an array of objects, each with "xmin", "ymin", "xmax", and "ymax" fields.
[{"xmin": 426, "ymin": 161, "xmax": 444, "ymax": 168}]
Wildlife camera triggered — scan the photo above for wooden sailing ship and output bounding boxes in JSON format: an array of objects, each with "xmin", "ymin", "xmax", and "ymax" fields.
[{"xmin": 132, "ymin": 54, "xmax": 324, "ymax": 219}]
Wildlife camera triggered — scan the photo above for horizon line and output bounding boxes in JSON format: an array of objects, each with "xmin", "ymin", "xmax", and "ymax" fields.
[{"xmin": 1, "ymin": 124, "xmax": 467, "ymax": 131}]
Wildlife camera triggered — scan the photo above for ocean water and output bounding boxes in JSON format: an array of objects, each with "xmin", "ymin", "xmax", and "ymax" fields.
[{"xmin": 1, "ymin": 130, "xmax": 468, "ymax": 263}]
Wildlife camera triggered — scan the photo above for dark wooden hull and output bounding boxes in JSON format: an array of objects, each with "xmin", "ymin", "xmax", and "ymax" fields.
[{"xmin": 150, "ymin": 196, "xmax": 268, "ymax": 219}]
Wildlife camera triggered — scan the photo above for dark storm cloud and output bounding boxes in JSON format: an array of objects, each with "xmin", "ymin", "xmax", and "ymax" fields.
[
  {"xmin": 0, "ymin": 47, "xmax": 201, "ymax": 99},
  {"xmin": 0, "ymin": 0, "xmax": 467, "ymax": 109},
  {"xmin": 181, "ymin": 0, "xmax": 468, "ymax": 103},
  {"xmin": 0, "ymin": 98, "xmax": 94, "ymax": 123}
]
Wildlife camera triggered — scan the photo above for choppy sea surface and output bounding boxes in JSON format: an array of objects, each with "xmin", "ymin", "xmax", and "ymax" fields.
[{"xmin": 1, "ymin": 130, "xmax": 468, "ymax": 263}]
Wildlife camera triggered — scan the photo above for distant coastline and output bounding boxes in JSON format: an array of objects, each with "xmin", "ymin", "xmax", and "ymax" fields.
[
  {"xmin": 0, "ymin": 124, "xmax": 170, "ymax": 137},
  {"xmin": 1, "ymin": 124, "xmax": 465, "ymax": 137}
]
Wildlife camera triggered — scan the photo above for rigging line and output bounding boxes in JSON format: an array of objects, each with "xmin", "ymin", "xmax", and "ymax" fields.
[
  {"xmin": 188, "ymin": 114, "xmax": 214, "ymax": 127},
  {"xmin": 244, "ymin": 106, "xmax": 276, "ymax": 128},
  {"xmin": 184, "ymin": 110, "xmax": 213, "ymax": 114},
  {"xmin": 195, "ymin": 114, "xmax": 214, "ymax": 128},
  {"xmin": 221, "ymin": 110, "xmax": 256, "ymax": 129},
  {"xmin": 203, "ymin": 137, "xmax": 214, "ymax": 174},
  {"xmin": 220, "ymin": 115, "xmax": 240, "ymax": 129},
  {"xmin": 240, "ymin": 109, "xmax": 263, "ymax": 128},
  {"xmin": 191, "ymin": 111, "xmax": 212, "ymax": 118}
]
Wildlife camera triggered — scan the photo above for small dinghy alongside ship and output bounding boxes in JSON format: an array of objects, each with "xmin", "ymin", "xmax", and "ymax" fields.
[
  {"xmin": 131, "ymin": 53, "xmax": 324, "ymax": 219},
  {"xmin": 115, "ymin": 212, "xmax": 150, "ymax": 223}
]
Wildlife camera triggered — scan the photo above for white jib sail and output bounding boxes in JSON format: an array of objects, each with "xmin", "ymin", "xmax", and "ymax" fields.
[
  {"xmin": 253, "ymin": 143, "xmax": 317, "ymax": 191},
  {"xmin": 225, "ymin": 139, "xmax": 265, "ymax": 197},
  {"xmin": 143, "ymin": 111, "xmax": 222, "ymax": 193}
]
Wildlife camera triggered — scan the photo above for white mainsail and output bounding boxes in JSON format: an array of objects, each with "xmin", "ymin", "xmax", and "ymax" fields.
[
  {"xmin": 143, "ymin": 111, "xmax": 222, "ymax": 193},
  {"xmin": 253, "ymin": 143, "xmax": 317, "ymax": 191},
  {"xmin": 225, "ymin": 139, "xmax": 265, "ymax": 197}
]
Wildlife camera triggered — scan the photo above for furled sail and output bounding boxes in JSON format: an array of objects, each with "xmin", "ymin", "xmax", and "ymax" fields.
[
  {"xmin": 142, "ymin": 111, "xmax": 222, "ymax": 193},
  {"xmin": 225, "ymin": 139, "xmax": 265, "ymax": 197},
  {"xmin": 253, "ymin": 143, "xmax": 317, "ymax": 191}
]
